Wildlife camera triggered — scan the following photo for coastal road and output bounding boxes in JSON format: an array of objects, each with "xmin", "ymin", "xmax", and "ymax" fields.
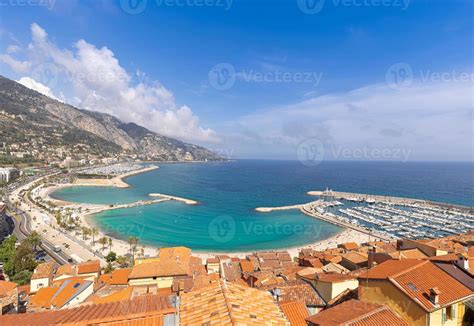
[{"xmin": 6, "ymin": 199, "xmax": 70, "ymax": 265}]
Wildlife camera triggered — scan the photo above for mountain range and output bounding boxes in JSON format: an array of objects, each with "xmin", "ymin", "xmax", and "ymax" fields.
[{"xmin": 0, "ymin": 75, "xmax": 220, "ymax": 162}]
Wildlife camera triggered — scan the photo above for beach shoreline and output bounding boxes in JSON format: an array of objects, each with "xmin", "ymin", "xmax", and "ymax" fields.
[{"xmin": 39, "ymin": 165, "xmax": 383, "ymax": 261}]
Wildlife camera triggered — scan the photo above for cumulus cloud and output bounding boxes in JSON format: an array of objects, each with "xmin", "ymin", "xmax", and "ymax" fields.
[
  {"xmin": 1, "ymin": 23, "xmax": 217, "ymax": 143},
  {"xmin": 224, "ymin": 80, "xmax": 473, "ymax": 161},
  {"xmin": 17, "ymin": 76, "xmax": 60, "ymax": 101}
]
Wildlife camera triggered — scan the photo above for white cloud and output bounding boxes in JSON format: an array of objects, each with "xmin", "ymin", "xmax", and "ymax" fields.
[
  {"xmin": 223, "ymin": 80, "xmax": 473, "ymax": 161},
  {"xmin": 1, "ymin": 23, "xmax": 217, "ymax": 143},
  {"xmin": 17, "ymin": 76, "xmax": 60, "ymax": 101}
]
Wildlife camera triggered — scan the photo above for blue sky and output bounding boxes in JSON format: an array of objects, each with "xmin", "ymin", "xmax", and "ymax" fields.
[{"xmin": 0, "ymin": 0, "xmax": 472, "ymax": 161}]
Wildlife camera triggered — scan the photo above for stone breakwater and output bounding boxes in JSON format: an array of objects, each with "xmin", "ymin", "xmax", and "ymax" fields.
[{"xmin": 149, "ymin": 193, "xmax": 199, "ymax": 205}]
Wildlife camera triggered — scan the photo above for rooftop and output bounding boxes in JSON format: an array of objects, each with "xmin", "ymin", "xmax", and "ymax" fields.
[
  {"xmin": 77, "ymin": 260, "xmax": 101, "ymax": 275},
  {"xmin": 358, "ymin": 259, "xmax": 473, "ymax": 311},
  {"xmin": 306, "ymin": 299, "xmax": 407, "ymax": 326},
  {"xmin": 32, "ymin": 262, "xmax": 55, "ymax": 280},
  {"xmin": 279, "ymin": 300, "xmax": 309, "ymax": 326},
  {"xmin": 0, "ymin": 293, "xmax": 175, "ymax": 325},
  {"xmin": 179, "ymin": 280, "xmax": 288, "ymax": 325}
]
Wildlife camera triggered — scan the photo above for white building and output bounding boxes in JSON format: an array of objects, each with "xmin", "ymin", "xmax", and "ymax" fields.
[{"xmin": 0, "ymin": 168, "xmax": 20, "ymax": 183}]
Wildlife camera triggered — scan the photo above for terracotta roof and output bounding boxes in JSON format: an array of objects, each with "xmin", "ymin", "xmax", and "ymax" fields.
[
  {"xmin": 179, "ymin": 280, "xmax": 289, "ymax": 325},
  {"xmin": 342, "ymin": 251, "xmax": 368, "ymax": 264},
  {"xmin": 51, "ymin": 277, "xmax": 93, "ymax": 308},
  {"xmin": 240, "ymin": 259, "xmax": 255, "ymax": 273},
  {"xmin": 32, "ymin": 262, "xmax": 55, "ymax": 280},
  {"xmin": 279, "ymin": 300, "xmax": 309, "ymax": 326},
  {"xmin": 0, "ymin": 293, "xmax": 176, "ymax": 326},
  {"xmin": 306, "ymin": 299, "xmax": 408, "ymax": 325},
  {"xmin": 321, "ymin": 263, "xmax": 349, "ymax": 274},
  {"xmin": 357, "ymin": 259, "xmax": 424, "ymax": 279},
  {"xmin": 99, "ymin": 273, "xmax": 113, "ymax": 286},
  {"xmin": 92, "ymin": 287, "xmax": 133, "ymax": 304},
  {"xmin": 111, "ymin": 268, "xmax": 132, "ymax": 285},
  {"xmin": 0, "ymin": 280, "xmax": 17, "ymax": 296},
  {"xmin": 359, "ymin": 259, "xmax": 474, "ymax": 311},
  {"xmin": 77, "ymin": 260, "xmax": 101, "ymax": 275},
  {"xmin": 206, "ymin": 257, "xmax": 219, "ymax": 264},
  {"xmin": 267, "ymin": 280, "xmax": 325, "ymax": 306},
  {"xmin": 339, "ymin": 242, "xmax": 359, "ymax": 251},
  {"xmin": 28, "ymin": 286, "xmax": 58, "ymax": 309},
  {"xmin": 316, "ymin": 273, "xmax": 357, "ymax": 283},
  {"xmin": 129, "ymin": 249, "xmax": 191, "ymax": 279},
  {"xmin": 54, "ymin": 264, "xmax": 74, "ymax": 277},
  {"xmin": 388, "ymin": 248, "xmax": 428, "ymax": 260}
]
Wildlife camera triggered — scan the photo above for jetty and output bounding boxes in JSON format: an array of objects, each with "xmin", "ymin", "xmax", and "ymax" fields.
[
  {"xmin": 255, "ymin": 200, "xmax": 338, "ymax": 212},
  {"xmin": 149, "ymin": 193, "xmax": 198, "ymax": 205}
]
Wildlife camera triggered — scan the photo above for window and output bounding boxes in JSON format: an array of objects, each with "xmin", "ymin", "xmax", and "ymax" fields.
[{"xmin": 446, "ymin": 305, "xmax": 455, "ymax": 320}]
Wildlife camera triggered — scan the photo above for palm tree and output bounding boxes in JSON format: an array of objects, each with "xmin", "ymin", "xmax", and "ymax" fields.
[
  {"xmin": 91, "ymin": 227, "xmax": 99, "ymax": 245},
  {"xmin": 108, "ymin": 237, "xmax": 113, "ymax": 252},
  {"xmin": 98, "ymin": 237, "xmax": 108, "ymax": 251}
]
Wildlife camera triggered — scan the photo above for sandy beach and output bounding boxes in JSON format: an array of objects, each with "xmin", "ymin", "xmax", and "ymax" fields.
[{"xmin": 32, "ymin": 164, "xmax": 384, "ymax": 263}]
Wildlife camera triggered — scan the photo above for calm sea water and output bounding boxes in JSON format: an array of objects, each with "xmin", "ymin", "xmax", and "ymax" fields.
[{"xmin": 51, "ymin": 160, "xmax": 474, "ymax": 252}]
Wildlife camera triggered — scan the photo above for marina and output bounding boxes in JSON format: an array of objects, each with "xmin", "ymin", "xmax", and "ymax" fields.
[{"xmin": 303, "ymin": 189, "xmax": 474, "ymax": 240}]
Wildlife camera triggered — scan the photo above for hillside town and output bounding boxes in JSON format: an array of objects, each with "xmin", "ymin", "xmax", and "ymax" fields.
[{"xmin": 0, "ymin": 230, "xmax": 472, "ymax": 325}]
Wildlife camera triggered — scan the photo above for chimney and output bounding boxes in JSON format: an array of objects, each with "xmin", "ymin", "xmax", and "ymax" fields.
[
  {"xmin": 456, "ymin": 253, "xmax": 469, "ymax": 270},
  {"xmin": 429, "ymin": 287, "xmax": 441, "ymax": 305}
]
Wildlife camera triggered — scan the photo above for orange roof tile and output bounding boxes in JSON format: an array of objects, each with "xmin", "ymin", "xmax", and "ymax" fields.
[
  {"xmin": 179, "ymin": 280, "xmax": 288, "ymax": 325},
  {"xmin": 0, "ymin": 280, "xmax": 17, "ymax": 296},
  {"xmin": 342, "ymin": 251, "xmax": 368, "ymax": 264},
  {"xmin": 77, "ymin": 260, "xmax": 101, "ymax": 275},
  {"xmin": 32, "ymin": 262, "xmax": 55, "ymax": 280},
  {"xmin": 28, "ymin": 286, "xmax": 58, "ymax": 309},
  {"xmin": 99, "ymin": 273, "xmax": 113, "ymax": 285},
  {"xmin": 316, "ymin": 273, "xmax": 357, "ymax": 283},
  {"xmin": 51, "ymin": 277, "xmax": 93, "ymax": 308},
  {"xmin": 339, "ymin": 242, "xmax": 359, "ymax": 251},
  {"xmin": 129, "ymin": 248, "xmax": 191, "ymax": 279},
  {"xmin": 359, "ymin": 259, "xmax": 474, "ymax": 311},
  {"xmin": 0, "ymin": 293, "xmax": 176, "ymax": 325},
  {"xmin": 240, "ymin": 259, "xmax": 255, "ymax": 273},
  {"xmin": 279, "ymin": 300, "xmax": 309, "ymax": 326},
  {"xmin": 388, "ymin": 249, "xmax": 428, "ymax": 260},
  {"xmin": 111, "ymin": 268, "xmax": 132, "ymax": 285},
  {"xmin": 306, "ymin": 299, "xmax": 407, "ymax": 325},
  {"xmin": 55, "ymin": 264, "xmax": 74, "ymax": 277},
  {"xmin": 92, "ymin": 287, "xmax": 133, "ymax": 304}
]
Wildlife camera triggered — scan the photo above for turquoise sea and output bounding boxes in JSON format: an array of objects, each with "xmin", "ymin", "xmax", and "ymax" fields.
[{"xmin": 50, "ymin": 160, "xmax": 474, "ymax": 252}]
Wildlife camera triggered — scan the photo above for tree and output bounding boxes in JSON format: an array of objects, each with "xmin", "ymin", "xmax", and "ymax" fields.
[
  {"xmin": 98, "ymin": 237, "xmax": 108, "ymax": 251},
  {"xmin": 10, "ymin": 270, "xmax": 32, "ymax": 286},
  {"xmin": 26, "ymin": 231, "xmax": 41, "ymax": 251},
  {"xmin": 116, "ymin": 255, "xmax": 128, "ymax": 268},
  {"xmin": 91, "ymin": 227, "xmax": 99, "ymax": 245},
  {"xmin": 105, "ymin": 251, "xmax": 117, "ymax": 263},
  {"xmin": 13, "ymin": 242, "xmax": 37, "ymax": 276},
  {"xmin": 108, "ymin": 237, "xmax": 113, "ymax": 252}
]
